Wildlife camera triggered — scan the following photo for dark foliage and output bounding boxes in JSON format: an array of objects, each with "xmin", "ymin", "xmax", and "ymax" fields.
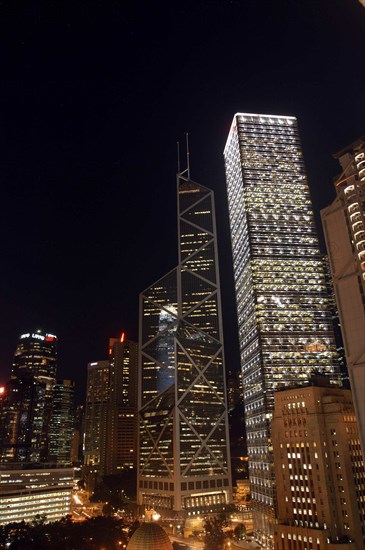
[
  {"xmin": 0, "ymin": 515, "xmax": 128, "ymax": 550},
  {"xmin": 203, "ymin": 513, "xmax": 229, "ymax": 550}
]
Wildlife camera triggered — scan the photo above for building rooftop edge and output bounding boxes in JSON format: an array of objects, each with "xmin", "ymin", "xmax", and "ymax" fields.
[
  {"xmin": 223, "ymin": 112, "xmax": 297, "ymax": 154},
  {"xmin": 333, "ymin": 136, "xmax": 365, "ymax": 159},
  {"xmin": 233, "ymin": 112, "xmax": 297, "ymax": 120},
  {"xmin": 0, "ymin": 462, "xmax": 74, "ymax": 471},
  {"xmin": 274, "ymin": 374, "xmax": 344, "ymax": 394}
]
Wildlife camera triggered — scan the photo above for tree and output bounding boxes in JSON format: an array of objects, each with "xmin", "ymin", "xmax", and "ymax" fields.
[
  {"xmin": 0, "ymin": 515, "xmax": 128, "ymax": 550},
  {"xmin": 203, "ymin": 514, "xmax": 229, "ymax": 550},
  {"xmin": 233, "ymin": 523, "xmax": 246, "ymax": 541}
]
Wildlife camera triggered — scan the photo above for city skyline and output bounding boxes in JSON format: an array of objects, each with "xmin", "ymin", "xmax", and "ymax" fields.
[{"xmin": 0, "ymin": 1, "xmax": 364, "ymax": 399}]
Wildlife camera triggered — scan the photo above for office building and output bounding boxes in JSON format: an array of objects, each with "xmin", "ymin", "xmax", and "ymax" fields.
[
  {"xmin": 0, "ymin": 374, "xmax": 47, "ymax": 462},
  {"xmin": 0, "ymin": 463, "xmax": 74, "ymax": 525},
  {"xmin": 49, "ymin": 379, "xmax": 75, "ymax": 464},
  {"xmin": 84, "ymin": 360, "xmax": 110, "ymax": 469},
  {"xmin": 83, "ymin": 336, "xmax": 138, "ymax": 478},
  {"xmin": 12, "ymin": 330, "xmax": 58, "ymax": 380},
  {"xmin": 224, "ymin": 113, "xmax": 340, "ymax": 546},
  {"xmin": 104, "ymin": 336, "xmax": 138, "ymax": 474},
  {"xmin": 322, "ymin": 255, "xmax": 348, "ymax": 386},
  {"xmin": 321, "ymin": 137, "xmax": 365, "ymax": 458},
  {"xmin": 10, "ymin": 330, "xmax": 58, "ymax": 462},
  {"xmin": 71, "ymin": 404, "xmax": 84, "ymax": 465},
  {"xmin": 138, "ymin": 161, "xmax": 232, "ymax": 515},
  {"xmin": 272, "ymin": 378, "xmax": 365, "ymax": 548}
]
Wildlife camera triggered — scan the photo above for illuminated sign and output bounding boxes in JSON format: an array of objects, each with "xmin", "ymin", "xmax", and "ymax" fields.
[
  {"xmin": 32, "ymin": 333, "xmax": 45, "ymax": 341},
  {"xmin": 20, "ymin": 332, "xmax": 57, "ymax": 342}
]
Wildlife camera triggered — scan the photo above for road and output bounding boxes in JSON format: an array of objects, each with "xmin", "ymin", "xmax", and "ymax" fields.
[{"xmin": 170, "ymin": 535, "xmax": 204, "ymax": 549}]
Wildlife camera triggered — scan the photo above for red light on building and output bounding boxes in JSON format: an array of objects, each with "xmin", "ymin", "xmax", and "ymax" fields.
[
  {"xmin": 0, "ymin": 387, "xmax": 5, "ymax": 395},
  {"xmin": 120, "ymin": 332, "xmax": 125, "ymax": 343}
]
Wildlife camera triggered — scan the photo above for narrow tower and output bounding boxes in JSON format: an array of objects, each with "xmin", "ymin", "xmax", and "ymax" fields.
[
  {"xmin": 224, "ymin": 114, "xmax": 340, "ymax": 547},
  {"xmin": 49, "ymin": 379, "xmax": 75, "ymax": 464},
  {"xmin": 138, "ymin": 151, "xmax": 232, "ymax": 516}
]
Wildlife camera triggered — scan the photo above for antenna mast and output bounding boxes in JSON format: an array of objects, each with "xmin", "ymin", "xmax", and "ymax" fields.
[
  {"xmin": 177, "ymin": 141, "xmax": 181, "ymax": 175},
  {"xmin": 186, "ymin": 132, "xmax": 190, "ymax": 179}
]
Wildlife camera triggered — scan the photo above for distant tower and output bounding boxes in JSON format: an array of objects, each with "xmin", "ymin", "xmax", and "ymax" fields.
[
  {"xmin": 8, "ymin": 330, "xmax": 58, "ymax": 462},
  {"xmin": 104, "ymin": 335, "xmax": 138, "ymax": 474},
  {"xmin": 0, "ymin": 374, "xmax": 47, "ymax": 462},
  {"xmin": 224, "ymin": 114, "xmax": 341, "ymax": 546},
  {"xmin": 70, "ymin": 404, "xmax": 84, "ymax": 465},
  {"xmin": 84, "ymin": 360, "xmax": 110, "ymax": 470},
  {"xmin": 138, "ymin": 150, "xmax": 232, "ymax": 515},
  {"xmin": 321, "ymin": 137, "xmax": 365, "ymax": 459},
  {"xmin": 12, "ymin": 330, "xmax": 58, "ymax": 381},
  {"xmin": 272, "ymin": 378, "xmax": 365, "ymax": 547},
  {"xmin": 49, "ymin": 379, "xmax": 75, "ymax": 464},
  {"xmin": 83, "ymin": 335, "xmax": 138, "ymax": 477}
]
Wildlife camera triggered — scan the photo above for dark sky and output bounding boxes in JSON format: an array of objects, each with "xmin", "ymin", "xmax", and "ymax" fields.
[{"xmin": 0, "ymin": 0, "xmax": 364, "ymax": 402}]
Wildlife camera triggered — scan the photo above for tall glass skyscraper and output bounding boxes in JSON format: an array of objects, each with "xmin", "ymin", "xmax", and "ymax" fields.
[
  {"xmin": 7, "ymin": 330, "xmax": 58, "ymax": 462},
  {"xmin": 138, "ymin": 165, "xmax": 232, "ymax": 516},
  {"xmin": 224, "ymin": 114, "xmax": 340, "ymax": 546},
  {"xmin": 0, "ymin": 374, "xmax": 47, "ymax": 462},
  {"xmin": 84, "ymin": 336, "xmax": 138, "ymax": 478},
  {"xmin": 12, "ymin": 330, "xmax": 58, "ymax": 381},
  {"xmin": 49, "ymin": 379, "xmax": 75, "ymax": 464}
]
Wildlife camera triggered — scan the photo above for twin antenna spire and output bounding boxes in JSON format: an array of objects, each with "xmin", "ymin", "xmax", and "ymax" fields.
[{"xmin": 177, "ymin": 132, "xmax": 190, "ymax": 180}]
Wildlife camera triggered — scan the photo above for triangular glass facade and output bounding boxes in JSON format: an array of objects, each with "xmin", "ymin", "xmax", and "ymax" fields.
[{"xmin": 138, "ymin": 171, "xmax": 232, "ymax": 514}]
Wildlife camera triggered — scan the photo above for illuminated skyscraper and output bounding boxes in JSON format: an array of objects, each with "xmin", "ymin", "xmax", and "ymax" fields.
[
  {"xmin": 84, "ymin": 360, "xmax": 110, "ymax": 470},
  {"xmin": 321, "ymin": 137, "xmax": 365, "ymax": 459},
  {"xmin": 138, "ymin": 161, "xmax": 232, "ymax": 515},
  {"xmin": 49, "ymin": 379, "xmax": 75, "ymax": 464},
  {"xmin": 83, "ymin": 336, "xmax": 138, "ymax": 477},
  {"xmin": 104, "ymin": 336, "xmax": 138, "ymax": 474},
  {"xmin": 0, "ymin": 374, "xmax": 47, "ymax": 462},
  {"xmin": 12, "ymin": 330, "xmax": 58, "ymax": 381},
  {"xmin": 7, "ymin": 330, "xmax": 58, "ymax": 462},
  {"xmin": 224, "ymin": 114, "xmax": 340, "ymax": 546}
]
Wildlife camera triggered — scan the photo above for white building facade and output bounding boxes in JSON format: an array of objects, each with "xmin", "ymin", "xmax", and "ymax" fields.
[
  {"xmin": 224, "ymin": 113, "xmax": 340, "ymax": 547},
  {"xmin": 0, "ymin": 464, "xmax": 74, "ymax": 525}
]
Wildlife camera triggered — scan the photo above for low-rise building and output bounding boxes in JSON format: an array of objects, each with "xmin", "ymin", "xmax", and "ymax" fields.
[
  {"xmin": 0, "ymin": 463, "xmax": 74, "ymax": 525},
  {"xmin": 272, "ymin": 377, "xmax": 365, "ymax": 549}
]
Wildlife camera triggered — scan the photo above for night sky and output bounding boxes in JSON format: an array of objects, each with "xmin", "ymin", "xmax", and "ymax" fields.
[{"xmin": 0, "ymin": 0, "xmax": 364, "ymax": 402}]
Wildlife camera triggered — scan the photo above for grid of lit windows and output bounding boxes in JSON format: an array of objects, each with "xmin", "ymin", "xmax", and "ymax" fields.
[
  {"xmin": 224, "ymin": 113, "xmax": 340, "ymax": 546},
  {"xmin": 84, "ymin": 361, "xmax": 110, "ymax": 466},
  {"xmin": 49, "ymin": 380, "xmax": 74, "ymax": 464},
  {"xmin": 273, "ymin": 385, "xmax": 365, "ymax": 546},
  {"xmin": 138, "ymin": 172, "xmax": 232, "ymax": 513},
  {"xmin": 5, "ymin": 331, "xmax": 58, "ymax": 462},
  {"xmin": 0, "ymin": 467, "xmax": 73, "ymax": 525}
]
